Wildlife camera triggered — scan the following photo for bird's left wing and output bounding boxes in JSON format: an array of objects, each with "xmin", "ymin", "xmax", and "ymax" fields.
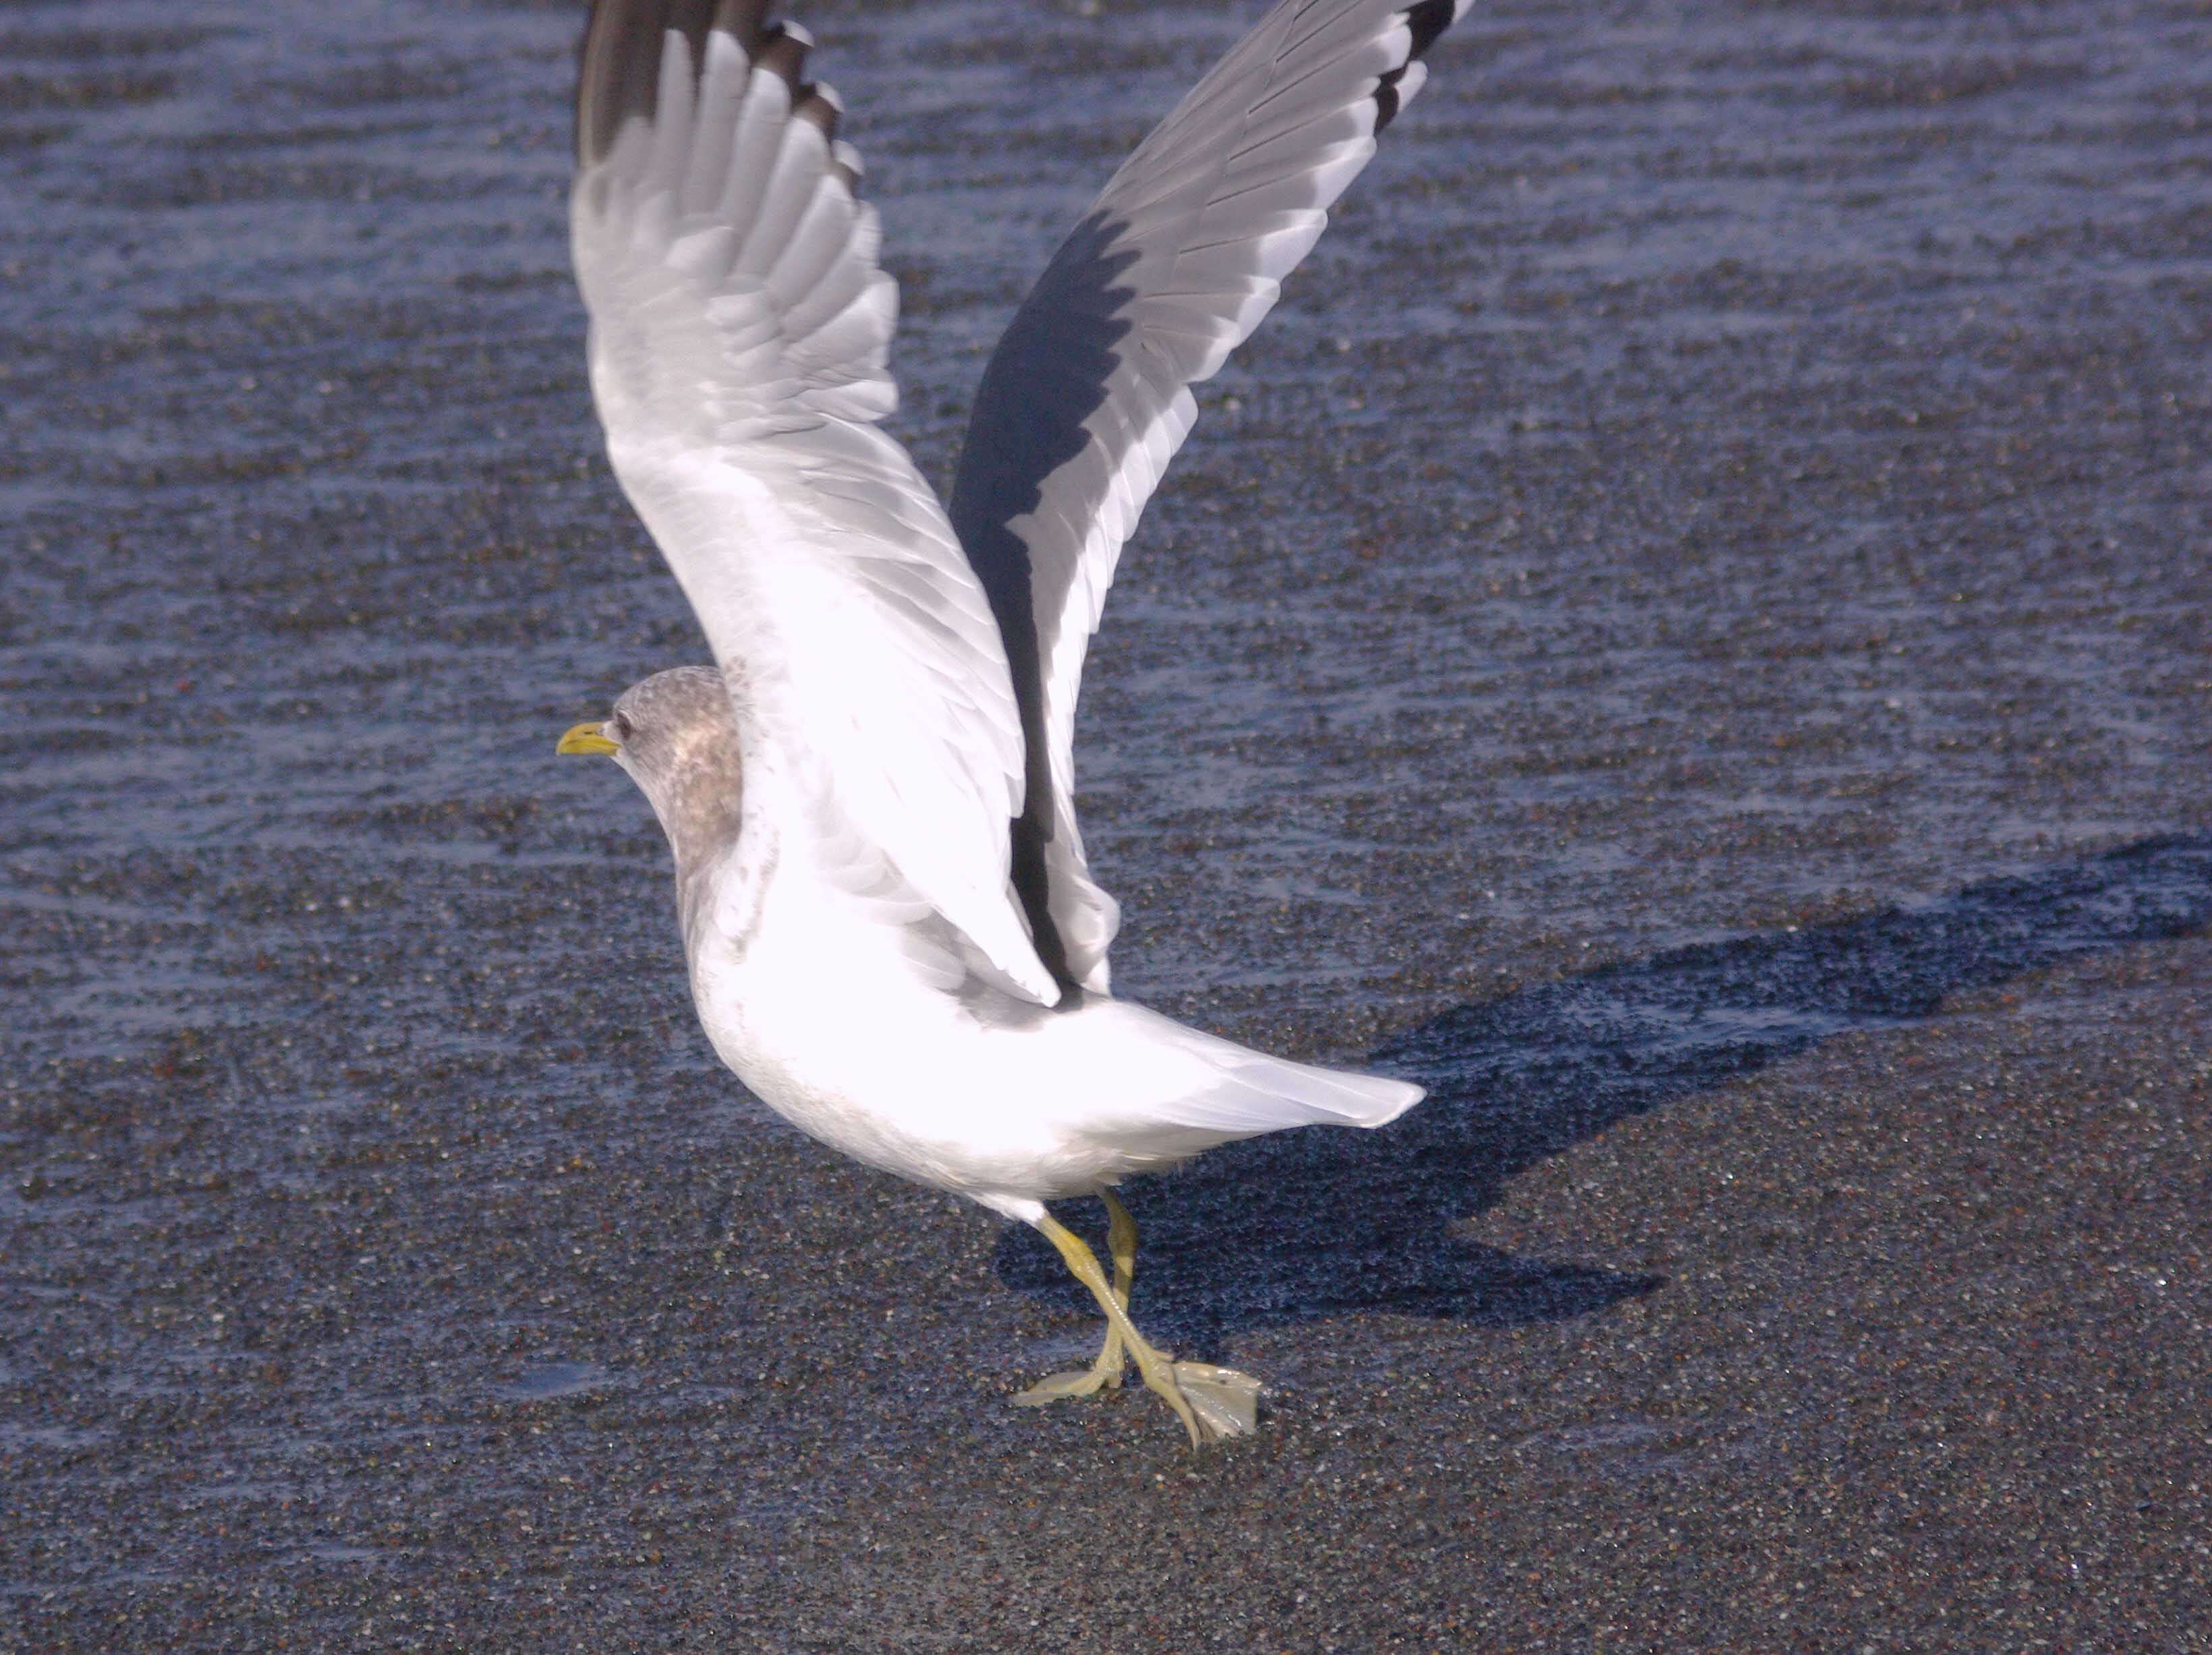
[
  {"xmin": 948, "ymin": 0, "xmax": 1471, "ymax": 995},
  {"xmin": 573, "ymin": 0, "xmax": 1058, "ymax": 1004}
]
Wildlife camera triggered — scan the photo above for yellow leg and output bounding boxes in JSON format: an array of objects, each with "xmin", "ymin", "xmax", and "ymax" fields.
[
  {"xmin": 1104, "ymin": 1188, "xmax": 1137, "ymax": 1314},
  {"xmin": 1013, "ymin": 1192, "xmax": 1134, "ymax": 1404},
  {"xmin": 1016, "ymin": 1206, "xmax": 1261, "ymax": 1447}
]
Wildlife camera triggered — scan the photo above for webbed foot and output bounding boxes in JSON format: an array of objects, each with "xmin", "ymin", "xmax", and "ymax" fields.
[
  {"xmin": 1021, "ymin": 1195, "xmax": 1264, "ymax": 1447},
  {"xmin": 1169, "ymin": 1360, "xmax": 1261, "ymax": 1440},
  {"xmin": 1013, "ymin": 1354, "xmax": 1124, "ymax": 1406}
]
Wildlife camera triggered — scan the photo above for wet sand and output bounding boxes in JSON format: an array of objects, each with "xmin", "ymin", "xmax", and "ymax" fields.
[{"xmin": 3, "ymin": 0, "xmax": 2209, "ymax": 1648}]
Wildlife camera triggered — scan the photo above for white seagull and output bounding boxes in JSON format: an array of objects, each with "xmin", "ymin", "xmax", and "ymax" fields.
[{"xmin": 557, "ymin": 0, "xmax": 1465, "ymax": 1445}]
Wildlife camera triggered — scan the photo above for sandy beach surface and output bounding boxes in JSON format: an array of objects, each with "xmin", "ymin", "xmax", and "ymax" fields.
[{"xmin": 3, "ymin": 0, "xmax": 2209, "ymax": 1648}]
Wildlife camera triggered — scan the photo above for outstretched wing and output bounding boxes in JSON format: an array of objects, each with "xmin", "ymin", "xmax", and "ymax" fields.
[
  {"xmin": 949, "ymin": 0, "xmax": 1467, "ymax": 993},
  {"xmin": 575, "ymin": 0, "xmax": 1058, "ymax": 1004}
]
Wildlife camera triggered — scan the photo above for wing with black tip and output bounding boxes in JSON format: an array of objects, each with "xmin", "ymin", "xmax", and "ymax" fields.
[{"xmin": 948, "ymin": 0, "xmax": 1468, "ymax": 993}]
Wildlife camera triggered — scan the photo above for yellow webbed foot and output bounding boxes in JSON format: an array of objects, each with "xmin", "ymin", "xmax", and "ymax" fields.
[
  {"xmin": 1013, "ymin": 1362, "xmax": 1122, "ymax": 1406},
  {"xmin": 1170, "ymin": 1361, "xmax": 1261, "ymax": 1440},
  {"xmin": 1024, "ymin": 1200, "xmax": 1263, "ymax": 1447},
  {"xmin": 1013, "ymin": 1322, "xmax": 1127, "ymax": 1407}
]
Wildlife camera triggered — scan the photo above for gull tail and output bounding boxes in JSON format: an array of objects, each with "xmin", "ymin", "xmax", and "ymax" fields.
[
  {"xmin": 1102, "ymin": 1001, "xmax": 1423, "ymax": 1142},
  {"xmin": 1179, "ymin": 1047, "xmax": 1423, "ymax": 1137},
  {"xmin": 1069, "ymin": 1001, "xmax": 1423, "ymax": 1176}
]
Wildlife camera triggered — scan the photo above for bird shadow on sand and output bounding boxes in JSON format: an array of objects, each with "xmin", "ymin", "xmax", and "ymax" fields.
[{"xmin": 995, "ymin": 835, "xmax": 2212, "ymax": 1357}]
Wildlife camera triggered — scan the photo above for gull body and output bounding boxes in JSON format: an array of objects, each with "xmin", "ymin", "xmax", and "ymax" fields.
[
  {"xmin": 558, "ymin": 0, "xmax": 1468, "ymax": 1444},
  {"xmin": 593, "ymin": 667, "xmax": 1417, "ymax": 1215}
]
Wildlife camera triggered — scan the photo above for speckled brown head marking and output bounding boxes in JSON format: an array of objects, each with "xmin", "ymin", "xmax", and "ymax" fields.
[{"xmin": 602, "ymin": 665, "xmax": 743, "ymax": 931}]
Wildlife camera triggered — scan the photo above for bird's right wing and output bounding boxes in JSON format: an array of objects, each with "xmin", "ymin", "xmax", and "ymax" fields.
[
  {"xmin": 575, "ymin": 0, "xmax": 1058, "ymax": 1004},
  {"xmin": 948, "ymin": 0, "xmax": 1469, "ymax": 993}
]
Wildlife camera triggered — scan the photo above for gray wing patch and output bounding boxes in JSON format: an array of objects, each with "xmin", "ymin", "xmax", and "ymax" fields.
[
  {"xmin": 951, "ymin": 211, "xmax": 1142, "ymax": 991},
  {"xmin": 948, "ymin": 0, "xmax": 1471, "ymax": 993}
]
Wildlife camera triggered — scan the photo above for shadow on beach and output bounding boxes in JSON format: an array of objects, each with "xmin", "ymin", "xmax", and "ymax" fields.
[{"xmin": 997, "ymin": 836, "xmax": 2212, "ymax": 1351}]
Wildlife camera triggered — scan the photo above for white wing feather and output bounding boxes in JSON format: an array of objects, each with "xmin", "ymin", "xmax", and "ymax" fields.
[{"xmin": 574, "ymin": 7, "xmax": 1056, "ymax": 1004}]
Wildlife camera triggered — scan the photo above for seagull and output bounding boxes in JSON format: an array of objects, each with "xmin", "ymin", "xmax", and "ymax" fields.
[{"xmin": 557, "ymin": 0, "xmax": 1465, "ymax": 1445}]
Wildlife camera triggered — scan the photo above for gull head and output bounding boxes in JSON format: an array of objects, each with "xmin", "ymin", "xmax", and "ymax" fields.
[{"xmin": 558, "ymin": 666, "xmax": 743, "ymax": 894}]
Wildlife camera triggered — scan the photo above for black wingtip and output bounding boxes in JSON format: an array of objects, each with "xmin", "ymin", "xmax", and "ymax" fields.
[
  {"xmin": 577, "ymin": 0, "xmax": 671, "ymax": 167},
  {"xmin": 712, "ymin": 0, "xmax": 773, "ymax": 53},
  {"xmin": 575, "ymin": 0, "xmax": 803, "ymax": 167},
  {"xmin": 1373, "ymin": 66, "xmax": 1405, "ymax": 134},
  {"xmin": 1405, "ymin": 0, "xmax": 1458, "ymax": 62},
  {"xmin": 1373, "ymin": 0, "xmax": 1463, "ymax": 134}
]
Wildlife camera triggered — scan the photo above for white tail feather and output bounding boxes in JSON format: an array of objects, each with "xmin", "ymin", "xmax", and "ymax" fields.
[
  {"xmin": 1175, "ymin": 1051, "xmax": 1422, "ymax": 1136},
  {"xmin": 1078, "ymin": 1001, "xmax": 1423, "ymax": 1153}
]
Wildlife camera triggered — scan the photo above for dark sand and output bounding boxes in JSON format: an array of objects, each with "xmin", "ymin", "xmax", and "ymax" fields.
[{"xmin": 4, "ymin": 0, "xmax": 2209, "ymax": 1648}]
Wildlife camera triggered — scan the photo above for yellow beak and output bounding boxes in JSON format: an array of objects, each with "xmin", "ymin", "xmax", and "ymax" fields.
[{"xmin": 557, "ymin": 721, "xmax": 620, "ymax": 757}]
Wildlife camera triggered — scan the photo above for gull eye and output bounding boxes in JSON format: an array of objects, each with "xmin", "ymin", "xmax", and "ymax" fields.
[{"xmin": 611, "ymin": 712, "xmax": 634, "ymax": 742}]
